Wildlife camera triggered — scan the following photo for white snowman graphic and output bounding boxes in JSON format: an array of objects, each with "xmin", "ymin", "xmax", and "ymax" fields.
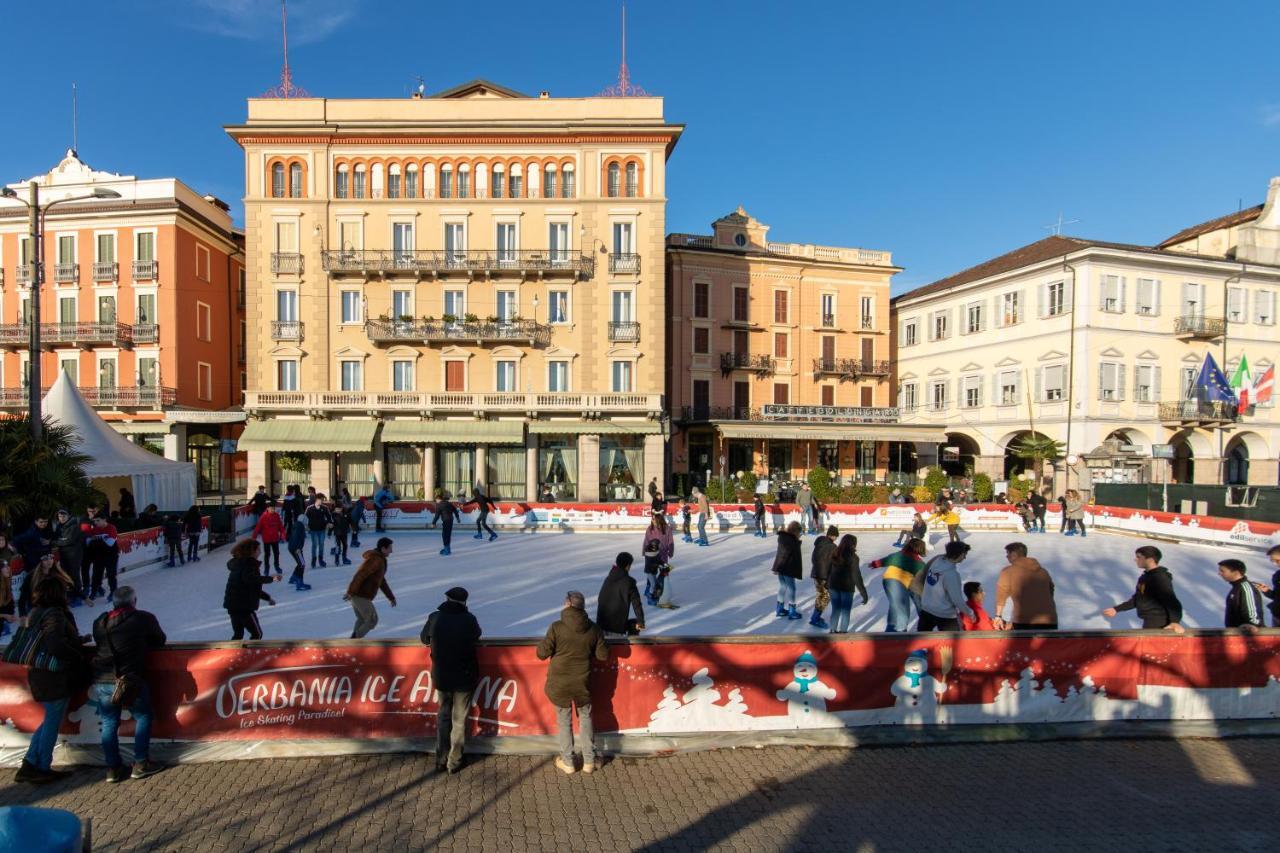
[
  {"xmin": 775, "ymin": 650, "xmax": 837, "ymax": 721},
  {"xmin": 891, "ymin": 649, "xmax": 947, "ymax": 713}
]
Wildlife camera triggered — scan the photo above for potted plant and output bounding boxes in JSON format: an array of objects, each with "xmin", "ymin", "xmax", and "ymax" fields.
[
  {"xmin": 464, "ymin": 313, "xmax": 479, "ymax": 324},
  {"xmin": 485, "ymin": 314, "xmax": 499, "ymax": 324},
  {"xmin": 442, "ymin": 313, "xmax": 457, "ymax": 324}
]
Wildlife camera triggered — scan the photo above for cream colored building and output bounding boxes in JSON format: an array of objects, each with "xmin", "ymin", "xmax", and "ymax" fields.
[
  {"xmin": 891, "ymin": 176, "xmax": 1280, "ymax": 490},
  {"xmin": 226, "ymin": 80, "xmax": 682, "ymax": 501}
]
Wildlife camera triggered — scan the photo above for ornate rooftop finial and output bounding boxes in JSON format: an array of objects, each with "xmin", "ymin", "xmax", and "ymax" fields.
[
  {"xmin": 598, "ymin": 3, "xmax": 648, "ymax": 97},
  {"xmin": 263, "ymin": 0, "xmax": 309, "ymax": 98}
]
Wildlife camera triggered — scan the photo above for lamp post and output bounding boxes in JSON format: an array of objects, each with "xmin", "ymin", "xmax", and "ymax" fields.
[{"xmin": 2, "ymin": 181, "xmax": 120, "ymax": 440}]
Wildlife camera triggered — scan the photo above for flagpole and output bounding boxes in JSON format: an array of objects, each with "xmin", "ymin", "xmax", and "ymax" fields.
[{"xmin": 1220, "ymin": 265, "xmax": 1243, "ymax": 486}]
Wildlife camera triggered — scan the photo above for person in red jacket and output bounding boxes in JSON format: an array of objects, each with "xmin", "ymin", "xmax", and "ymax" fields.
[
  {"xmin": 252, "ymin": 502, "xmax": 286, "ymax": 577},
  {"xmin": 960, "ymin": 581, "xmax": 997, "ymax": 631}
]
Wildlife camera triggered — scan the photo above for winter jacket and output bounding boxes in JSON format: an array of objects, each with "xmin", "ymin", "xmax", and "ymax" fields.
[
  {"xmin": 346, "ymin": 550, "xmax": 395, "ymax": 603},
  {"xmin": 596, "ymin": 565, "xmax": 645, "ymax": 634},
  {"xmin": 90, "ymin": 606, "xmax": 166, "ymax": 681},
  {"xmin": 183, "ymin": 512, "xmax": 203, "ymax": 537},
  {"xmin": 641, "ymin": 523, "xmax": 674, "ymax": 565},
  {"xmin": 995, "ymin": 557, "xmax": 1058, "ymax": 626},
  {"xmin": 870, "ymin": 550, "xmax": 927, "ymax": 589},
  {"xmin": 26, "ymin": 605, "xmax": 84, "ymax": 702},
  {"xmin": 1028, "ymin": 493, "xmax": 1047, "ymax": 514},
  {"xmin": 753, "ymin": 497, "xmax": 766, "ymax": 519},
  {"xmin": 796, "ymin": 489, "xmax": 813, "ymax": 510},
  {"xmin": 1225, "ymin": 578, "xmax": 1265, "ymax": 629},
  {"xmin": 810, "ymin": 536, "xmax": 836, "ymax": 581},
  {"xmin": 253, "ymin": 511, "xmax": 287, "ymax": 544},
  {"xmin": 83, "ymin": 522, "xmax": 119, "ymax": 555},
  {"xmin": 961, "ymin": 601, "xmax": 995, "ymax": 631},
  {"xmin": 420, "ymin": 600, "xmax": 482, "ymax": 693},
  {"xmin": 52, "ymin": 518, "xmax": 85, "ymax": 560},
  {"xmin": 222, "ymin": 557, "xmax": 273, "ymax": 612},
  {"xmin": 431, "ymin": 499, "xmax": 461, "ymax": 527},
  {"xmin": 919, "ymin": 557, "xmax": 976, "ymax": 621},
  {"xmin": 1065, "ymin": 497, "xmax": 1085, "ymax": 521},
  {"xmin": 14, "ymin": 524, "xmax": 52, "ymax": 568},
  {"xmin": 287, "ymin": 519, "xmax": 307, "ymax": 551},
  {"xmin": 305, "ymin": 504, "xmax": 332, "ymax": 532},
  {"xmin": 373, "ymin": 488, "xmax": 394, "ymax": 509},
  {"xmin": 771, "ymin": 530, "xmax": 803, "ymax": 580},
  {"xmin": 1266, "ymin": 569, "xmax": 1280, "ymax": 627},
  {"xmin": 349, "ymin": 500, "xmax": 366, "ymax": 523},
  {"xmin": 1113, "ymin": 567, "xmax": 1183, "ymax": 628},
  {"xmin": 162, "ymin": 519, "xmax": 183, "ymax": 544},
  {"xmin": 828, "ymin": 550, "xmax": 867, "ymax": 602},
  {"xmin": 535, "ymin": 606, "xmax": 607, "ymax": 708},
  {"xmin": 695, "ymin": 492, "xmax": 711, "ymax": 517},
  {"xmin": 331, "ymin": 514, "xmax": 352, "ymax": 537},
  {"xmin": 249, "ymin": 491, "xmax": 270, "ymax": 515}
]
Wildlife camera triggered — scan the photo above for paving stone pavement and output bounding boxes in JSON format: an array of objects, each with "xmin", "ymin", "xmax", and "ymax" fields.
[{"xmin": 2, "ymin": 737, "xmax": 1278, "ymax": 852}]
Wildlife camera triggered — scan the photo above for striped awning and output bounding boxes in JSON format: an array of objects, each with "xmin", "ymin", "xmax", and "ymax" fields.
[
  {"xmin": 109, "ymin": 422, "xmax": 171, "ymax": 436},
  {"xmin": 527, "ymin": 420, "xmax": 660, "ymax": 436},
  {"xmin": 238, "ymin": 419, "xmax": 378, "ymax": 452},
  {"xmin": 381, "ymin": 420, "xmax": 525, "ymax": 445}
]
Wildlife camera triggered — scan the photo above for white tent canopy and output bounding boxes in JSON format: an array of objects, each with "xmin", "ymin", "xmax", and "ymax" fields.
[{"xmin": 43, "ymin": 371, "xmax": 197, "ymax": 510}]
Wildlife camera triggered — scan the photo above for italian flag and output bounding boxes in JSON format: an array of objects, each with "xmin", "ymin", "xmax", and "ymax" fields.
[
  {"xmin": 1255, "ymin": 364, "xmax": 1275, "ymax": 407},
  {"xmin": 1229, "ymin": 355, "xmax": 1252, "ymax": 413}
]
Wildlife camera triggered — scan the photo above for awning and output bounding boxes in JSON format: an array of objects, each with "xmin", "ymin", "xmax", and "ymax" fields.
[
  {"xmin": 713, "ymin": 422, "xmax": 947, "ymax": 443},
  {"xmin": 381, "ymin": 420, "xmax": 525, "ymax": 445},
  {"xmin": 238, "ymin": 419, "xmax": 378, "ymax": 452},
  {"xmin": 110, "ymin": 423, "xmax": 171, "ymax": 436},
  {"xmin": 528, "ymin": 420, "xmax": 660, "ymax": 436}
]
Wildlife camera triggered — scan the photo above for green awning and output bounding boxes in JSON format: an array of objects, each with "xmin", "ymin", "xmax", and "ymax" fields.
[
  {"xmin": 527, "ymin": 420, "xmax": 660, "ymax": 435},
  {"xmin": 110, "ymin": 423, "xmax": 171, "ymax": 436},
  {"xmin": 238, "ymin": 419, "xmax": 377, "ymax": 452},
  {"xmin": 381, "ymin": 420, "xmax": 525, "ymax": 445}
]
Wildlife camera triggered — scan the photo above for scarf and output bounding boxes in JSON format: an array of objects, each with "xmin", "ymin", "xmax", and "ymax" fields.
[
  {"xmin": 794, "ymin": 673, "xmax": 817, "ymax": 694},
  {"xmin": 905, "ymin": 670, "xmax": 922, "ymax": 688}
]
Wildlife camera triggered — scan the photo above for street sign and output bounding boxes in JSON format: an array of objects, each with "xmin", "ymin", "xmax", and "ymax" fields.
[
  {"xmin": 1151, "ymin": 444, "xmax": 1174, "ymax": 459},
  {"xmin": 220, "ymin": 439, "xmax": 238, "ymax": 454}
]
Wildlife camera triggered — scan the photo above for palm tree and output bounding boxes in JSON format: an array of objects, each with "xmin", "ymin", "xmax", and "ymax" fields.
[
  {"xmin": 0, "ymin": 415, "xmax": 102, "ymax": 531},
  {"xmin": 1010, "ymin": 433, "xmax": 1066, "ymax": 491}
]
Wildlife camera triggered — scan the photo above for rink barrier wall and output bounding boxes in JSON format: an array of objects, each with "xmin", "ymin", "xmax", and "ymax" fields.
[{"xmin": 2, "ymin": 630, "xmax": 1279, "ymax": 765}]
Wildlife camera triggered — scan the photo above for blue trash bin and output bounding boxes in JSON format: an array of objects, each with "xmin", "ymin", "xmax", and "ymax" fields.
[{"xmin": 0, "ymin": 805, "xmax": 86, "ymax": 852}]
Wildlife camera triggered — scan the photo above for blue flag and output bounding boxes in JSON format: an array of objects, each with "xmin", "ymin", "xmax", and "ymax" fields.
[{"xmin": 1195, "ymin": 353, "xmax": 1237, "ymax": 404}]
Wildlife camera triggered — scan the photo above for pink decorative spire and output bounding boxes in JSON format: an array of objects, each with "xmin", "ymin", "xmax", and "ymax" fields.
[
  {"xmin": 263, "ymin": 0, "xmax": 309, "ymax": 98},
  {"xmin": 599, "ymin": 3, "xmax": 648, "ymax": 97}
]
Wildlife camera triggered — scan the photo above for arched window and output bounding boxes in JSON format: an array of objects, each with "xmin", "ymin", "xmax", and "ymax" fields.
[
  {"xmin": 271, "ymin": 163, "xmax": 285, "ymax": 198},
  {"xmin": 353, "ymin": 164, "xmax": 367, "ymax": 199},
  {"xmin": 405, "ymin": 164, "xmax": 418, "ymax": 199},
  {"xmin": 543, "ymin": 165, "xmax": 557, "ymax": 199},
  {"xmin": 457, "ymin": 163, "xmax": 471, "ymax": 198},
  {"xmin": 289, "ymin": 162, "xmax": 303, "ymax": 198},
  {"xmin": 561, "ymin": 164, "xmax": 575, "ymax": 198},
  {"xmin": 508, "ymin": 163, "xmax": 523, "ymax": 199},
  {"xmin": 439, "ymin": 165, "xmax": 453, "ymax": 199},
  {"xmin": 335, "ymin": 164, "xmax": 349, "ymax": 199},
  {"xmin": 625, "ymin": 162, "xmax": 638, "ymax": 197},
  {"xmin": 607, "ymin": 162, "xmax": 621, "ymax": 197},
  {"xmin": 387, "ymin": 163, "xmax": 402, "ymax": 199},
  {"xmin": 491, "ymin": 163, "xmax": 505, "ymax": 199}
]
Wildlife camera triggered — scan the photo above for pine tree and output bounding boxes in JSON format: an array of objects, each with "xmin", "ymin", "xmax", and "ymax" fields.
[
  {"xmin": 723, "ymin": 687, "xmax": 748, "ymax": 715},
  {"xmin": 683, "ymin": 667, "xmax": 721, "ymax": 706}
]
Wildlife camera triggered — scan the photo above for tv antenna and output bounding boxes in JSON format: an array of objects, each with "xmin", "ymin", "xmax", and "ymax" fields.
[{"xmin": 1044, "ymin": 212, "xmax": 1079, "ymax": 236}]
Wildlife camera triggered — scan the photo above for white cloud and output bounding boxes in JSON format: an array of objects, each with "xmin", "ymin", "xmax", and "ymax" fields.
[
  {"xmin": 185, "ymin": 0, "xmax": 357, "ymax": 46},
  {"xmin": 1261, "ymin": 105, "xmax": 1280, "ymax": 128}
]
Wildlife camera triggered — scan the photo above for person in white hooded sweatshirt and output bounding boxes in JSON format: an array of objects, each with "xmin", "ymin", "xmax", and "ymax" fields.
[{"xmin": 918, "ymin": 541, "xmax": 976, "ymax": 631}]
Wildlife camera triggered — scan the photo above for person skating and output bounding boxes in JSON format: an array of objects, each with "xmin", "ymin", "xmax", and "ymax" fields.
[
  {"xmin": 348, "ymin": 495, "xmax": 365, "ymax": 547},
  {"xmin": 304, "ymin": 496, "xmax": 333, "ymax": 568},
  {"xmin": 472, "ymin": 484, "xmax": 498, "ymax": 541},
  {"xmin": 692, "ymin": 486, "xmax": 712, "ymax": 546},
  {"xmin": 52, "ymin": 509, "xmax": 86, "ymax": 607},
  {"xmin": 753, "ymin": 494, "xmax": 768, "ymax": 537},
  {"xmin": 286, "ymin": 514, "xmax": 309, "ymax": 588},
  {"xmin": 14, "ymin": 578, "xmax": 83, "ymax": 785},
  {"xmin": 828, "ymin": 534, "xmax": 867, "ymax": 634},
  {"xmin": 1218, "ymin": 558, "xmax": 1265, "ymax": 632},
  {"xmin": 1063, "ymin": 490, "xmax": 1086, "ymax": 536},
  {"xmin": 926, "ymin": 502, "xmax": 962, "ymax": 543},
  {"xmin": 430, "ymin": 492, "xmax": 462, "ymax": 556},
  {"xmin": 869, "ymin": 538, "xmax": 927, "ymax": 632},
  {"xmin": 679, "ymin": 497, "xmax": 693, "ymax": 543},
  {"xmin": 162, "ymin": 515, "xmax": 185, "ymax": 568},
  {"xmin": 596, "ymin": 552, "xmax": 645, "ymax": 638},
  {"xmin": 809, "ymin": 525, "xmax": 838, "ymax": 629},
  {"xmin": 640, "ymin": 512, "xmax": 675, "ymax": 607},
  {"xmin": 223, "ymin": 539, "xmax": 279, "ymax": 640},
  {"xmin": 372, "ymin": 485, "xmax": 394, "ymax": 532},
  {"xmin": 1028, "ymin": 490, "xmax": 1048, "ymax": 533},
  {"xmin": 993, "ymin": 542, "xmax": 1058, "ymax": 630},
  {"xmin": 893, "ymin": 512, "xmax": 928, "ymax": 548},
  {"xmin": 771, "ymin": 521, "xmax": 805, "ymax": 620},
  {"xmin": 536, "ymin": 590, "xmax": 608, "ymax": 775},
  {"xmin": 252, "ymin": 502, "xmax": 286, "ymax": 577},
  {"xmin": 1254, "ymin": 544, "xmax": 1280, "ymax": 627},
  {"xmin": 796, "ymin": 483, "xmax": 815, "ymax": 534},
  {"xmin": 330, "ymin": 506, "xmax": 353, "ymax": 565},
  {"xmin": 1102, "ymin": 546, "xmax": 1185, "ymax": 632},
  {"xmin": 304, "ymin": 486, "xmax": 319, "ymax": 508},
  {"xmin": 647, "ymin": 477, "xmax": 659, "ymax": 502},
  {"xmin": 344, "ymin": 538, "xmax": 397, "ymax": 638},
  {"xmin": 83, "ymin": 516, "xmax": 120, "ymax": 604},
  {"xmin": 248, "ymin": 485, "xmax": 270, "ymax": 524},
  {"xmin": 917, "ymin": 541, "xmax": 977, "ymax": 632},
  {"xmin": 420, "ymin": 586, "xmax": 482, "ymax": 774},
  {"xmin": 182, "ymin": 506, "xmax": 203, "ymax": 563},
  {"xmin": 280, "ymin": 484, "xmax": 299, "ymax": 531},
  {"xmin": 89, "ymin": 585, "xmax": 167, "ymax": 782}
]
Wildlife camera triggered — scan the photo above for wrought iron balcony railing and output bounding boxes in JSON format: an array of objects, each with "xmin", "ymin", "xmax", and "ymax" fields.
[
  {"xmin": 680, "ymin": 405, "xmax": 759, "ymax": 422},
  {"xmin": 92, "ymin": 261, "xmax": 118, "ymax": 281},
  {"xmin": 54, "ymin": 263, "xmax": 79, "ymax": 283},
  {"xmin": 1159, "ymin": 399, "xmax": 1239, "ymax": 425},
  {"xmin": 132, "ymin": 259, "xmax": 159, "ymax": 280},
  {"xmin": 271, "ymin": 321, "xmax": 304, "ymax": 341},
  {"xmin": 719, "ymin": 352, "xmax": 775, "ymax": 374},
  {"xmin": 271, "ymin": 253, "xmax": 304, "ymax": 275},
  {"xmin": 608, "ymin": 321, "xmax": 641, "ymax": 342},
  {"xmin": 1173, "ymin": 315, "xmax": 1226, "ymax": 338},
  {"xmin": 0, "ymin": 385, "xmax": 176, "ymax": 409},
  {"xmin": 132, "ymin": 323, "xmax": 160, "ymax": 344},
  {"xmin": 245, "ymin": 390, "xmax": 662, "ymax": 416},
  {"xmin": 812, "ymin": 357, "xmax": 891, "ymax": 378},
  {"xmin": 321, "ymin": 249, "xmax": 594, "ymax": 279},
  {"xmin": 365, "ymin": 318, "xmax": 551, "ymax": 346},
  {"xmin": 16, "ymin": 266, "xmax": 33, "ymax": 286},
  {"xmin": 820, "ymin": 314, "xmax": 836, "ymax": 328},
  {"xmin": 609, "ymin": 253, "xmax": 640, "ymax": 274},
  {"xmin": 0, "ymin": 322, "xmax": 139, "ymax": 349}
]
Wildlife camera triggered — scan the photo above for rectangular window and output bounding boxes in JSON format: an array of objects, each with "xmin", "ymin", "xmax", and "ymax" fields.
[
  {"xmin": 860, "ymin": 296, "xmax": 874, "ymax": 330},
  {"xmin": 548, "ymin": 290, "xmax": 569, "ymax": 324},
  {"xmin": 137, "ymin": 292, "xmax": 156, "ymax": 325},
  {"xmin": 97, "ymin": 295, "xmax": 116, "ymax": 323},
  {"xmin": 392, "ymin": 360, "xmax": 414, "ymax": 391},
  {"xmin": 58, "ymin": 235, "xmax": 75, "ymax": 264},
  {"xmin": 929, "ymin": 380, "xmax": 948, "ymax": 411},
  {"xmin": 443, "ymin": 290, "xmax": 465, "ymax": 319},
  {"xmin": 693, "ymin": 282, "xmax": 709, "ymax": 318},
  {"xmin": 612, "ymin": 222, "xmax": 633, "ymax": 255},
  {"xmin": 387, "ymin": 171, "xmax": 401, "ymax": 199},
  {"xmin": 733, "ymin": 287, "xmax": 749, "ymax": 322},
  {"xmin": 548, "ymin": 361, "xmax": 569, "ymax": 392},
  {"xmin": 1100, "ymin": 274, "xmax": 1124, "ymax": 313},
  {"xmin": 135, "ymin": 231, "xmax": 155, "ymax": 262},
  {"xmin": 495, "ymin": 360, "xmax": 516, "ymax": 392},
  {"xmin": 999, "ymin": 370, "xmax": 1019, "ymax": 405},
  {"xmin": 1181, "ymin": 282, "xmax": 1205, "ymax": 317},
  {"xmin": 96, "ymin": 233, "xmax": 116, "ymax": 263},
  {"xmin": 340, "ymin": 291, "xmax": 362, "ymax": 324},
  {"xmin": 1098, "ymin": 361, "xmax": 1123, "ymax": 401},
  {"xmin": 774, "ymin": 332, "xmax": 788, "ymax": 358},
  {"xmin": 965, "ymin": 302, "xmax": 983, "ymax": 334},
  {"xmin": 693, "ymin": 326, "xmax": 710, "ymax": 354},
  {"xmin": 444, "ymin": 222, "xmax": 466, "ymax": 264},
  {"xmin": 1135, "ymin": 278, "xmax": 1158, "ymax": 315},
  {"xmin": 548, "ymin": 222, "xmax": 569, "ymax": 262},
  {"xmin": 392, "ymin": 222, "xmax": 414, "ymax": 262},
  {"xmin": 97, "ymin": 357, "xmax": 117, "ymax": 388},
  {"xmin": 496, "ymin": 290, "xmax": 517, "ymax": 321},
  {"xmin": 58, "ymin": 356, "xmax": 78, "ymax": 385},
  {"xmin": 929, "ymin": 310, "xmax": 949, "ymax": 341},
  {"xmin": 445, "ymin": 360, "xmax": 466, "ymax": 391},
  {"xmin": 353, "ymin": 169, "xmax": 367, "ymax": 198},
  {"xmin": 276, "ymin": 290, "xmax": 297, "ymax": 322},
  {"xmin": 274, "ymin": 221, "xmax": 298, "ymax": 253},
  {"xmin": 1255, "ymin": 290, "xmax": 1276, "ymax": 325},
  {"xmin": 1043, "ymin": 364, "xmax": 1065, "ymax": 401},
  {"xmin": 1134, "ymin": 364, "xmax": 1160, "ymax": 403},
  {"xmin": 496, "ymin": 223, "xmax": 517, "ymax": 263},
  {"xmin": 457, "ymin": 168, "xmax": 470, "ymax": 198},
  {"xmin": 1001, "ymin": 291, "xmax": 1022, "ymax": 326},
  {"xmin": 138, "ymin": 356, "xmax": 158, "ymax": 388},
  {"xmin": 900, "ymin": 382, "xmax": 918, "ymax": 410},
  {"xmin": 902, "ymin": 318, "xmax": 918, "ymax": 347},
  {"xmin": 773, "ymin": 291, "xmax": 789, "ymax": 324},
  {"xmin": 58, "ymin": 296, "xmax": 77, "ymax": 323},
  {"xmin": 197, "ymin": 302, "xmax": 211, "ymax": 340},
  {"xmin": 821, "ymin": 385, "xmax": 835, "ymax": 406},
  {"xmin": 962, "ymin": 375, "xmax": 982, "ymax": 408},
  {"xmin": 692, "ymin": 380, "xmax": 710, "ymax": 414},
  {"xmin": 335, "ymin": 170, "xmax": 349, "ymax": 198},
  {"xmin": 196, "ymin": 245, "xmax": 211, "ymax": 281},
  {"xmin": 390, "ymin": 290, "xmax": 413, "ymax": 319},
  {"xmin": 611, "ymin": 291, "xmax": 633, "ymax": 323},
  {"xmin": 340, "ymin": 360, "xmax": 363, "ymax": 391},
  {"xmin": 277, "ymin": 359, "xmax": 298, "ymax": 391},
  {"xmin": 611, "ymin": 361, "xmax": 633, "ymax": 393},
  {"xmin": 773, "ymin": 383, "xmax": 789, "ymax": 405},
  {"xmin": 1181, "ymin": 367, "xmax": 1197, "ymax": 399},
  {"xmin": 1045, "ymin": 281, "xmax": 1066, "ymax": 317},
  {"xmin": 1227, "ymin": 286, "xmax": 1247, "ymax": 323},
  {"xmin": 821, "ymin": 293, "xmax": 835, "ymax": 327},
  {"xmin": 197, "ymin": 362, "xmax": 212, "ymax": 401},
  {"xmin": 338, "ymin": 221, "xmax": 363, "ymax": 252}
]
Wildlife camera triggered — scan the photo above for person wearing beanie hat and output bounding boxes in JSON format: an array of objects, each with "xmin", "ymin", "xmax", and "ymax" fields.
[{"xmin": 421, "ymin": 585, "xmax": 482, "ymax": 774}]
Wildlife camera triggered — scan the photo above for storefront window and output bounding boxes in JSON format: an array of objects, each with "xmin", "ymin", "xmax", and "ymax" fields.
[
  {"xmin": 538, "ymin": 438, "xmax": 578, "ymax": 501},
  {"xmin": 486, "ymin": 446, "xmax": 525, "ymax": 500},
  {"xmin": 188, "ymin": 433, "xmax": 220, "ymax": 494},
  {"xmin": 385, "ymin": 445, "xmax": 423, "ymax": 500},
  {"xmin": 436, "ymin": 447, "xmax": 474, "ymax": 500},
  {"xmin": 887, "ymin": 442, "xmax": 918, "ymax": 481},
  {"xmin": 855, "ymin": 441, "xmax": 877, "ymax": 482},
  {"xmin": 337, "ymin": 453, "xmax": 375, "ymax": 498},
  {"xmin": 270, "ymin": 453, "xmax": 311, "ymax": 497},
  {"xmin": 727, "ymin": 441, "xmax": 753, "ymax": 479},
  {"xmin": 768, "ymin": 442, "xmax": 792, "ymax": 482},
  {"xmin": 600, "ymin": 436, "xmax": 644, "ymax": 501},
  {"xmin": 817, "ymin": 441, "xmax": 839, "ymax": 473}
]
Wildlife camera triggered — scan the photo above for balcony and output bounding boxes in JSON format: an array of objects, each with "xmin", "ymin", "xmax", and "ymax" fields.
[
  {"xmin": 820, "ymin": 314, "xmax": 836, "ymax": 328},
  {"xmin": 608, "ymin": 321, "xmax": 641, "ymax": 343},
  {"xmin": 609, "ymin": 253, "xmax": 641, "ymax": 274},
  {"xmin": 132, "ymin": 323, "xmax": 160, "ymax": 344},
  {"xmin": 244, "ymin": 390, "xmax": 663, "ymax": 418},
  {"xmin": 55, "ymin": 263, "xmax": 79, "ymax": 283},
  {"xmin": 859, "ymin": 317, "xmax": 875, "ymax": 331},
  {"xmin": 681, "ymin": 405, "xmax": 759, "ymax": 422},
  {"xmin": 0, "ymin": 324, "xmax": 29, "ymax": 351},
  {"xmin": 365, "ymin": 318, "xmax": 551, "ymax": 347},
  {"xmin": 132, "ymin": 259, "xmax": 159, "ymax": 280},
  {"xmin": 811, "ymin": 358, "xmax": 892, "ymax": 379},
  {"xmin": 1159, "ymin": 399, "xmax": 1239, "ymax": 427},
  {"xmin": 16, "ymin": 266, "xmax": 32, "ymax": 286},
  {"xmin": 1174, "ymin": 315, "xmax": 1225, "ymax": 340},
  {"xmin": 92, "ymin": 261, "xmax": 118, "ymax": 281},
  {"xmin": 719, "ymin": 352, "xmax": 775, "ymax": 374},
  {"xmin": 0, "ymin": 385, "xmax": 177, "ymax": 410},
  {"xmin": 321, "ymin": 249, "xmax": 594, "ymax": 280},
  {"xmin": 271, "ymin": 253, "xmax": 304, "ymax": 275},
  {"xmin": 271, "ymin": 321, "xmax": 304, "ymax": 341},
  {"xmin": 0, "ymin": 322, "xmax": 139, "ymax": 351}
]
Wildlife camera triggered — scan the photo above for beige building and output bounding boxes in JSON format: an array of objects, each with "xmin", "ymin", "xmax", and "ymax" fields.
[
  {"xmin": 226, "ymin": 80, "xmax": 681, "ymax": 501},
  {"xmin": 666, "ymin": 209, "xmax": 943, "ymax": 490},
  {"xmin": 891, "ymin": 176, "xmax": 1280, "ymax": 490}
]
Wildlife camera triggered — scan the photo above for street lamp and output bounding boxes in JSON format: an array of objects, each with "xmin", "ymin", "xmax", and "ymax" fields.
[{"xmin": 1, "ymin": 181, "xmax": 121, "ymax": 439}]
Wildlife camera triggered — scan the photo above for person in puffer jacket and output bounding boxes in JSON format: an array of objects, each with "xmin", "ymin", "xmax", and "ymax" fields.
[{"xmin": 222, "ymin": 539, "xmax": 278, "ymax": 640}]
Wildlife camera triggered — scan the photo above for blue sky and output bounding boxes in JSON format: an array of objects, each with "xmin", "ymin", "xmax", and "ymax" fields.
[{"xmin": 4, "ymin": 0, "xmax": 1278, "ymax": 291}]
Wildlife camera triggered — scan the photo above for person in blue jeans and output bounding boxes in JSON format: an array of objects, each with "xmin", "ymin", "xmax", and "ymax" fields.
[
  {"xmin": 15, "ymin": 577, "xmax": 84, "ymax": 785},
  {"xmin": 304, "ymin": 497, "xmax": 333, "ymax": 568},
  {"xmin": 89, "ymin": 585, "xmax": 167, "ymax": 782},
  {"xmin": 869, "ymin": 539, "xmax": 927, "ymax": 632}
]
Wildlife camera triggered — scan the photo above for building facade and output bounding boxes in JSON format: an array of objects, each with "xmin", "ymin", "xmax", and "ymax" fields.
[
  {"xmin": 891, "ymin": 177, "xmax": 1280, "ymax": 491},
  {"xmin": 0, "ymin": 150, "xmax": 248, "ymax": 499},
  {"xmin": 666, "ymin": 209, "xmax": 944, "ymax": 491},
  {"xmin": 227, "ymin": 80, "xmax": 681, "ymax": 501}
]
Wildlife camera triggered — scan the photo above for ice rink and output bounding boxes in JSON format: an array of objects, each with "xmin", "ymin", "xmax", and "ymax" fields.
[{"xmin": 105, "ymin": 522, "xmax": 1267, "ymax": 643}]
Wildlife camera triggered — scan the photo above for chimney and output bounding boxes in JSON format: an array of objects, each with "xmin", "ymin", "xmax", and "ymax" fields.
[{"xmin": 539, "ymin": 91, "xmax": 550, "ymax": 99}]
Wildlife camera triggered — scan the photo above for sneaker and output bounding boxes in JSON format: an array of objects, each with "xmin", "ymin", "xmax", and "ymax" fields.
[
  {"xmin": 106, "ymin": 764, "xmax": 130, "ymax": 784},
  {"xmin": 582, "ymin": 763, "xmax": 596, "ymax": 774},
  {"xmin": 14, "ymin": 760, "xmax": 54, "ymax": 785},
  {"xmin": 131, "ymin": 760, "xmax": 163, "ymax": 780},
  {"xmin": 554, "ymin": 757, "xmax": 576, "ymax": 775}
]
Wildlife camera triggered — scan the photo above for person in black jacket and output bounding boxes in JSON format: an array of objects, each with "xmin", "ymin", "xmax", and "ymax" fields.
[
  {"xmin": 1102, "ymin": 546, "xmax": 1185, "ymax": 632},
  {"xmin": 752, "ymin": 495, "xmax": 767, "ymax": 538},
  {"xmin": 330, "ymin": 506, "xmax": 352, "ymax": 566},
  {"xmin": 1218, "ymin": 559, "xmax": 1265, "ymax": 631},
  {"xmin": 1027, "ymin": 491, "xmax": 1048, "ymax": 533},
  {"xmin": 472, "ymin": 485, "xmax": 499, "ymax": 542},
  {"xmin": 771, "ymin": 521, "xmax": 804, "ymax": 621},
  {"xmin": 52, "ymin": 509, "xmax": 85, "ymax": 605},
  {"xmin": 430, "ymin": 492, "xmax": 462, "ymax": 556},
  {"xmin": 596, "ymin": 552, "xmax": 645, "ymax": 637},
  {"xmin": 304, "ymin": 497, "xmax": 333, "ymax": 568},
  {"xmin": 420, "ymin": 586, "xmax": 482, "ymax": 774},
  {"xmin": 89, "ymin": 586, "xmax": 167, "ymax": 783},
  {"xmin": 829, "ymin": 534, "xmax": 868, "ymax": 634},
  {"xmin": 223, "ymin": 539, "xmax": 279, "ymax": 640},
  {"xmin": 1256, "ymin": 544, "xmax": 1280, "ymax": 627},
  {"xmin": 15, "ymin": 578, "xmax": 85, "ymax": 785},
  {"xmin": 809, "ymin": 526, "xmax": 838, "ymax": 630}
]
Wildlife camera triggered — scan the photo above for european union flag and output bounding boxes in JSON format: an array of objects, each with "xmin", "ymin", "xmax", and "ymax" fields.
[{"xmin": 1195, "ymin": 353, "xmax": 1237, "ymax": 404}]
